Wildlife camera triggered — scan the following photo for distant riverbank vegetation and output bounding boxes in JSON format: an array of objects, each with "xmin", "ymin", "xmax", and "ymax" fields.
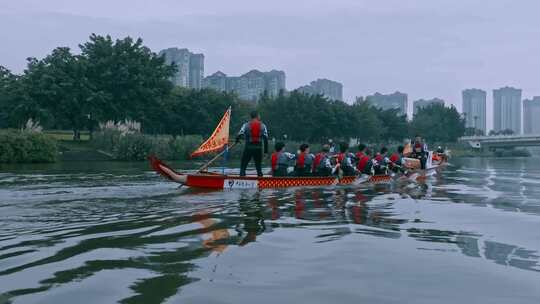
[
  {"xmin": 1, "ymin": 34, "xmax": 466, "ymax": 162},
  {"xmin": 0, "ymin": 128, "xmax": 57, "ymax": 163}
]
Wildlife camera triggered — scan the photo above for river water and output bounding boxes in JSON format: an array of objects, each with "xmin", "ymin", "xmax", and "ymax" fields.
[{"xmin": 0, "ymin": 158, "xmax": 539, "ymax": 304}]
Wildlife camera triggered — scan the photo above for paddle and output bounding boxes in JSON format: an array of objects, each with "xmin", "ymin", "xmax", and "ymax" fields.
[{"xmin": 198, "ymin": 142, "xmax": 239, "ymax": 173}]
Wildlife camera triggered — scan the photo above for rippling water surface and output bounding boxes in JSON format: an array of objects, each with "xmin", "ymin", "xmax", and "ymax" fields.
[{"xmin": 1, "ymin": 158, "xmax": 540, "ymax": 304}]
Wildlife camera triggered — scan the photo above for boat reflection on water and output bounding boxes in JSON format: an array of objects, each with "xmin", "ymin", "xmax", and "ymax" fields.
[{"xmin": 1, "ymin": 158, "xmax": 540, "ymax": 303}]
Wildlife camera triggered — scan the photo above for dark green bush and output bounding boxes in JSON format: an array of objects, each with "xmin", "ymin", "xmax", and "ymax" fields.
[
  {"xmin": 0, "ymin": 130, "xmax": 58, "ymax": 163},
  {"xmin": 92, "ymin": 130, "xmax": 202, "ymax": 161}
]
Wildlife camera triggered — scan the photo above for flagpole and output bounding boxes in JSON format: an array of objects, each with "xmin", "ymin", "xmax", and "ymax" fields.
[
  {"xmin": 221, "ymin": 144, "xmax": 229, "ymax": 175},
  {"xmin": 198, "ymin": 142, "xmax": 238, "ymax": 173}
]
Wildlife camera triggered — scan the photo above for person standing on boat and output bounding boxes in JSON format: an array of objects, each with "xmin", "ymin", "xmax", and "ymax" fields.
[
  {"xmin": 271, "ymin": 142, "xmax": 295, "ymax": 177},
  {"xmin": 236, "ymin": 111, "xmax": 269, "ymax": 177},
  {"xmin": 294, "ymin": 144, "xmax": 315, "ymax": 176},
  {"xmin": 312, "ymin": 144, "xmax": 333, "ymax": 176},
  {"xmin": 411, "ymin": 135, "xmax": 428, "ymax": 169}
]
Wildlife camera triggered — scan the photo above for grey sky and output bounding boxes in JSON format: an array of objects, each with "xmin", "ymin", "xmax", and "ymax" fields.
[{"xmin": 1, "ymin": 0, "xmax": 539, "ymax": 128}]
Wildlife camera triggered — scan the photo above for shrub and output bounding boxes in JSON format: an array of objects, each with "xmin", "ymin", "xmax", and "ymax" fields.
[
  {"xmin": 0, "ymin": 130, "xmax": 57, "ymax": 163},
  {"xmin": 92, "ymin": 130, "xmax": 203, "ymax": 161}
]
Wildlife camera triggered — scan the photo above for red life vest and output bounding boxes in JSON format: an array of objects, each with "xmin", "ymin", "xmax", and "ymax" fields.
[
  {"xmin": 375, "ymin": 154, "xmax": 383, "ymax": 162},
  {"xmin": 414, "ymin": 142, "xmax": 423, "ymax": 153},
  {"xmin": 312, "ymin": 153, "xmax": 324, "ymax": 171},
  {"xmin": 337, "ymin": 152, "xmax": 345, "ymax": 164},
  {"xmin": 390, "ymin": 153, "xmax": 400, "ymax": 163},
  {"xmin": 271, "ymin": 151, "xmax": 280, "ymax": 171},
  {"xmin": 249, "ymin": 120, "xmax": 261, "ymax": 144},
  {"xmin": 356, "ymin": 152, "xmax": 370, "ymax": 171},
  {"xmin": 297, "ymin": 153, "xmax": 306, "ymax": 168}
]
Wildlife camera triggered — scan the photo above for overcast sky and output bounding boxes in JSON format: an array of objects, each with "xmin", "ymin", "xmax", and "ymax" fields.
[{"xmin": 1, "ymin": 0, "xmax": 539, "ymax": 128}]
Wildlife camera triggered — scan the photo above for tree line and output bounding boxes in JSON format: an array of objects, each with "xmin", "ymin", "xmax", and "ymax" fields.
[{"xmin": 0, "ymin": 34, "xmax": 465, "ymax": 144}]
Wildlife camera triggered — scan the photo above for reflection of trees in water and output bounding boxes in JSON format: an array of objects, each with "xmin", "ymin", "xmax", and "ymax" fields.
[{"xmin": 3, "ymin": 176, "xmax": 540, "ymax": 303}]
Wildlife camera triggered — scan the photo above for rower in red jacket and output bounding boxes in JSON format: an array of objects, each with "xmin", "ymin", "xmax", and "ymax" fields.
[
  {"xmin": 312, "ymin": 144, "xmax": 333, "ymax": 176},
  {"xmin": 355, "ymin": 143, "xmax": 371, "ymax": 174},
  {"xmin": 389, "ymin": 146, "xmax": 406, "ymax": 173},
  {"xmin": 373, "ymin": 147, "xmax": 390, "ymax": 175},
  {"xmin": 271, "ymin": 142, "xmax": 295, "ymax": 177},
  {"xmin": 336, "ymin": 142, "xmax": 357, "ymax": 176},
  {"xmin": 295, "ymin": 144, "xmax": 315, "ymax": 176}
]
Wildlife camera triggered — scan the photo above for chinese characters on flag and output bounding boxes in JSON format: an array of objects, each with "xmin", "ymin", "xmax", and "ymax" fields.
[{"xmin": 191, "ymin": 107, "xmax": 231, "ymax": 158}]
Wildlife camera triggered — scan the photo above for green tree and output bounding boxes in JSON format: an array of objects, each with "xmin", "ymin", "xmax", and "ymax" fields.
[
  {"xmin": 410, "ymin": 103, "xmax": 465, "ymax": 142},
  {"xmin": 80, "ymin": 34, "xmax": 175, "ymax": 132},
  {"xmin": 22, "ymin": 48, "xmax": 94, "ymax": 139}
]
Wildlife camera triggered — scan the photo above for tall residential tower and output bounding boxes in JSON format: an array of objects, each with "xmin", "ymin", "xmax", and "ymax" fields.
[
  {"xmin": 365, "ymin": 91, "xmax": 408, "ymax": 116},
  {"xmin": 202, "ymin": 69, "xmax": 286, "ymax": 102},
  {"xmin": 462, "ymin": 89, "xmax": 487, "ymax": 134},
  {"xmin": 493, "ymin": 87, "xmax": 522, "ymax": 134},
  {"xmin": 524, "ymin": 97, "xmax": 540, "ymax": 134},
  {"xmin": 297, "ymin": 79, "xmax": 343, "ymax": 101},
  {"xmin": 159, "ymin": 47, "xmax": 205, "ymax": 89}
]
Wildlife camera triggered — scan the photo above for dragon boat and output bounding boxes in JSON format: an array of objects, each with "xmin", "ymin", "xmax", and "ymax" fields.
[{"xmin": 148, "ymin": 107, "xmax": 447, "ymax": 190}]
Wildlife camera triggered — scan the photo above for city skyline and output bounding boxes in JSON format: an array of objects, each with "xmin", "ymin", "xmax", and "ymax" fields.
[{"xmin": 2, "ymin": 0, "xmax": 540, "ymax": 129}]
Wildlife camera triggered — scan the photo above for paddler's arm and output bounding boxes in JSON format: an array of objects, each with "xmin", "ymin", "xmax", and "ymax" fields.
[
  {"xmin": 235, "ymin": 123, "xmax": 246, "ymax": 143},
  {"xmin": 262, "ymin": 124, "xmax": 269, "ymax": 154}
]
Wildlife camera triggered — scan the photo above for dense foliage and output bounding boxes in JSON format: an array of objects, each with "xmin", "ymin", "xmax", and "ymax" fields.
[
  {"xmin": 410, "ymin": 104, "xmax": 466, "ymax": 143},
  {"xmin": 0, "ymin": 130, "xmax": 57, "ymax": 163},
  {"xmin": 0, "ymin": 34, "xmax": 174, "ymax": 138},
  {"xmin": 0, "ymin": 34, "xmax": 466, "ymax": 148}
]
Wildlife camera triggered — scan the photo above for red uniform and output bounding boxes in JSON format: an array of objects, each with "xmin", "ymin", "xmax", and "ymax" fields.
[
  {"xmin": 249, "ymin": 120, "xmax": 261, "ymax": 144},
  {"xmin": 356, "ymin": 152, "xmax": 370, "ymax": 172},
  {"xmin": 390, "ymin": 153, "xmax": 400, "ymax": 163},
  {"xmin": 271, "ymin": 152, "xmax": 281, "ymax": 172}
]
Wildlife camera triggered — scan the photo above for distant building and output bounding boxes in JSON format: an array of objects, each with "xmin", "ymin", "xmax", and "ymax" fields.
[
  {"xmin": 365, "ymin": 91, "xmax": 408, "ymax": 116},
  {"xmin": 159, "ymin": 47, "xmax": 205, "ymax": 89},
  {"xmin": 202, "ymin": 69, "xmax": 286, "ymax": 102},
  {"xmin": 188, "ymin": 53, "xmax": 204, "ymax": 89},
  {"xmin": 462, "ymin": 89, "xmax": 487, "ymax": 133},
  {"xmin": 493, "ymin": 87, "xmax": 522, "ymax": 134},
  {"xmin": 202, "ymin": 71, "xmax": 228, "ymax": 92},
  {"xmin": 297, "ymin": 78, "xmax": 343, "ymax": 101},
  {"xmin": 524, "ymin": 97, "xmax": 540, "ymax": 134},
  {"xmin": 413, "ymin": 98, "xmax": 445, "ymax": 116}
]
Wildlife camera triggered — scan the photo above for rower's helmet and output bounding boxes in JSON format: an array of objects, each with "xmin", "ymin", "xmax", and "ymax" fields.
[
  {"xmin": 275, "ymin": 142, "xmax": 285, "ymax": 151},
  {"xmin": 339, "ymin": 142, "xmax": 349, "ymax": 153}
]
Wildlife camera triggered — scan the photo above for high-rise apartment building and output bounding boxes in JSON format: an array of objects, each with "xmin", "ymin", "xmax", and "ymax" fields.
[
  {"xmin": 493, "ymin": 87, "xmax": 522, "ymax": 134},
  {"xmin": 159, "ymin": 47, "xmax": 204, "ymax": 89},
  {"xmin": 297, "ymin": 79, "xmax": 343, "ymax": 101},
  {"xmin": 462, "ymin": 89, "xmax": 487, "ymax": 133},
  {"xmin": 203, "ymin": 69, "xmax": 286, "ymax": 102},
  {"xmin": 524, "ymin": 97, "xmax": 540, "ymax": 134},
  {"xmin": 365, "ymin": 91, "xmax": 408, "ymax": 116}
]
